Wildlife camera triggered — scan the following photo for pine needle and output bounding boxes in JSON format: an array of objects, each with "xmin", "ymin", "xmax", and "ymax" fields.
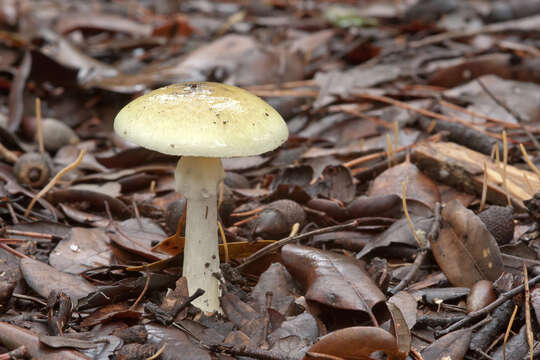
[
  {"xmin": 35, "ymin": 98, "xmax": 45, "ymax": 155},
  {"xmin": 25, "ymin": 149, "xmax": 86, "ymax": 217},
  {"xmin": 519, "ymin": 143, "xmax": 540, "ymax": 178},
  {"xmin": 402, "ymin": 181, "xmax": 424, "ymax": 248}
]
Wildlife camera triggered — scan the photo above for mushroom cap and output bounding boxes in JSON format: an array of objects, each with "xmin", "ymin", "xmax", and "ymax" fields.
[{"xmin": 114, "ymin": 82, "xmax": 289, "ymax": 157}]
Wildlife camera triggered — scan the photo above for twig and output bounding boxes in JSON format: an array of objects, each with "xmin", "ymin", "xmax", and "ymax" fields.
[
  {"xmin": 436, "ymin": 274, "xmax": 540, "ymax": 337},
  {"xmin": 523, "ymin": 264, "xmax": 533, "ymax": 360},
  {"xmin": 236, "ymin": 221, "xmax": 359, "ymax": 270},
  {"xmin": 353, "ymin": 93, "xmax": 497, "ymax": 138},
  {"xmin": 408, "ymin": 14, "xmax": 540, "ymax": 48},
  {"xmin": 24, "ymin": 148, "xmax": 86, "ymax": 217},
  {"xmin": 0, "ymin": 243, "xmax": 30, "ymax": 259},
  {"xmin": 477, "ymin": 79, "xmax": 540, "ymax": 152},
  {"xmin": 208, "ymin": 344, "xmax": 295, "ymax": 360},
  {"xmin": 129, "ymin": 266, "xmax": 151, "ymax": 311},
  {"xmin": 390, "ymin": 203, "xmax": 441, "ymax": 294},
  {"xmin": 12, "ymin": 293, "xmax": 47, "ymax": 306}
]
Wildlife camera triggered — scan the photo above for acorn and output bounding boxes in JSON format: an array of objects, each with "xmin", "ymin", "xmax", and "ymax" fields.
[
  {"xmin": 14, "ymin": 152, "xmax": 52, "ymax": 188},
  {"xmin": 254, "ymin": 199, "xmax": 306, "ymax": 238},
  {"xmin": 467, "ymin": 280, "xmax": 497, "ymax": 313},
  {"xmin": 39, "ymin": 118, "xmax": 79, "ymax": 152},
  {"xmin": 478, "ymin": 205, "xmax": 514, "ymax": 245}
]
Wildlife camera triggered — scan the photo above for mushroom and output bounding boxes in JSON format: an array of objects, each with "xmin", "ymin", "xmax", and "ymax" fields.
[{"xmin": 114, "ymin": 82, "xmax": 288, "ymax": 313}]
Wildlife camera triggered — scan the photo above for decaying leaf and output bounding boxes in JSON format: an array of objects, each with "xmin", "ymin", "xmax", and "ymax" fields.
[{"xmin": 431, "ymin": 200, "xmax": 504, "ymax": 287}]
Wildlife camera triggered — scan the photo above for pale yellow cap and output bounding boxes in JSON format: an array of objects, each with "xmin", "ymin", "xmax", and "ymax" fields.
[{"xmin": 114, "ymin": 82, "xmax": 289, "ymax": 157}]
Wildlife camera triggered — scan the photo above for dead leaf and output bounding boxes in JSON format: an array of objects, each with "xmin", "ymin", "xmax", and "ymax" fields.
[
  {"xmin": 421, "ymin": 328, "xmax": 471, "ymax": 360},
  {"xmin": 0, "ymin": 322, "xmax": 91, "ymax": 360},
  {"xmin": 49, "ymin": 227, "xmax": 112, "ymax": 274},
  {"xmin": 281, "ymin": 244, "xmax": 386, "ymax": 316},
  {"xmin": 369, "ymin": 161, "xmax": 440, "ymax": 215},
  {"xmin": 20, "ymin": 258, "xmax": 96, "ymax": 303},
  {"xmin": 250, "ymin": 263, "xmax": 297, "ymax": 316},
  {"xmin": 80, "ymin": 303, "xmax": 141, "ymax": 327},
  {"xmin": 303, "ymin": 326, "xmax": 404, "ymax": 360},
  {"xmin": 432, "ymin": 199, "xmax": 504, "ymax": 287}
]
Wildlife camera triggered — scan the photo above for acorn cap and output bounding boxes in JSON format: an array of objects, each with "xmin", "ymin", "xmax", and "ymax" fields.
[
  {"xmin": 114, "ymin": 82, "xmax": 288, "ymax": 157},
  {"xmin": 478, "ymin": 205, "xmax": 514, "ymax": 245}
]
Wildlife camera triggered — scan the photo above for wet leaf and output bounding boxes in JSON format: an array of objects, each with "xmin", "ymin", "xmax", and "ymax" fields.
[
  {"xmin": 282, "ymin": 244, "xmax": 386, "ymax": 315},
  {"xmin": 49, "ymin": 227, "xmax": 112, "ymax": 274},
  {"xmin": 432, "ymin": 199, "xmax": 504, "ymax": 287}
]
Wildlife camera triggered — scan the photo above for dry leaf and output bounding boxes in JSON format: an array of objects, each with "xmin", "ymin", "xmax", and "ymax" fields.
[{"xmin": 431, "ymin": 199, "xmax": 504, "ymax": 287}]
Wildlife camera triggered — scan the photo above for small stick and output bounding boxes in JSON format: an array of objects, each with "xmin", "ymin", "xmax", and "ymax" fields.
[
  {"xmin": 436, "ymin": 274, "xmax": 540, "ymax": 337},
  {"xmin": 480, "ymin": 161, "xmax": 488, "ymax": 211},
  {"xmin": 354, "ymin": 93, "xmax": 494, "ymax": 137},
  {"xmin": 503, "ymin": 305, "xmax": 518, "ymax": 360},
  {"xmin": 35, "ymin": 98, "xmax": 45, "ymax": 155},
  {"xmin": 390, "ymin": 203, "xmax": 441, "ymax": 294},
  {"xmin": 25, "ymin": 148, "xmax": 86, "ymax": 217},
  {"xmin": 237, "ymin": 221, "xmax": 359, "ymax": 270},
  {"xmin": 523, "ymin": 264, "xmax": 533, "ymax": 360},
  {"xmin": 0, "ymin": 243, "xmax": 30, "ymax": 259},
  {"xmin": 12, "ymin": 293, "xmax": 47, "ymax": 306},
  {"xmin": 129, "ymin": 266, "xmax": 150, "ymax": 311},
  {"xmin": 5, "ymin": 229, "xmax": 55, "ymax": 239}
]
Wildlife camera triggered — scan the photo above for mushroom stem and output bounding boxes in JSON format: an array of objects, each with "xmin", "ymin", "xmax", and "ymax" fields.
[{"xmin": 175, "ymin": 156, "xmax": 224, "ymax": 313}]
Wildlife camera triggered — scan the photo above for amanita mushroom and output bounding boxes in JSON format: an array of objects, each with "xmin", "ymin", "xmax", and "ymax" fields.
[{"xmin": 114, "ymin": 82, "xmax": 288, "ymax": 313}]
